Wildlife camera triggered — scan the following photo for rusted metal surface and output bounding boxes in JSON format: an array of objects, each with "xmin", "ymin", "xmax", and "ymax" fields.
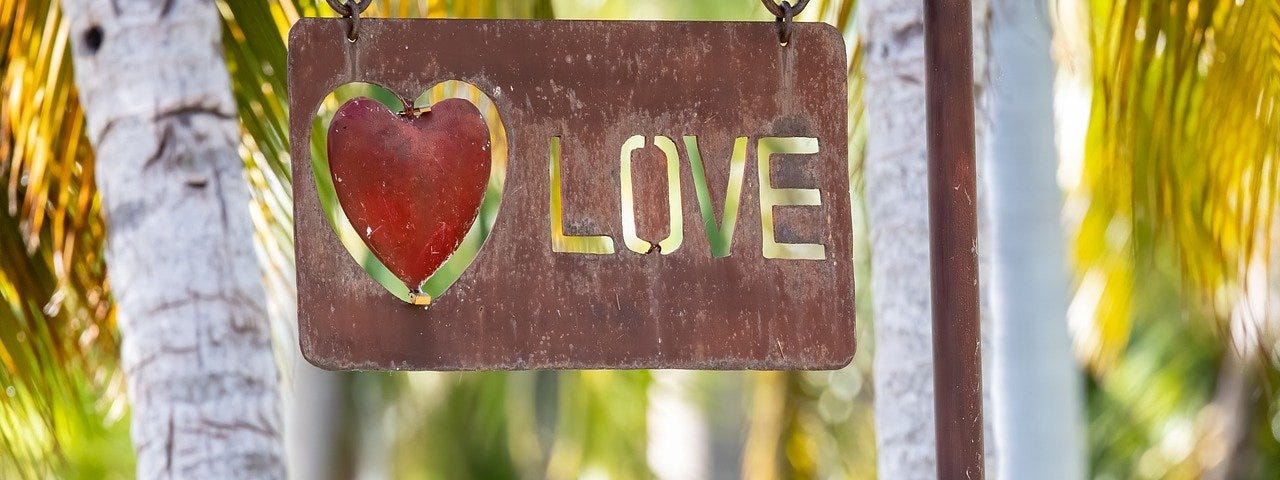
[
  {"xmin": 289, "ymin": 19, "xmax": 853, "ymax": 370},
  {"xmin": 925, "ymin": 0, "xmax": 986, "ymax": 477}
]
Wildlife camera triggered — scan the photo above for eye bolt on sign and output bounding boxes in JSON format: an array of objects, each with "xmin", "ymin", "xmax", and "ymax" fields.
[{"xmin": 289, "ymin": 17, "xmax": 854, "ymax": 370}]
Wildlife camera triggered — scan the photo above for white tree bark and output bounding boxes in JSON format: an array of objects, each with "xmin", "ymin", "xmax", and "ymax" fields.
[
  {"xmin": 286, "ymin": 362, "xmax": 345, "ymax": 480},
  {"xmin": 861, "ymin": 1, "xmax": 936, "ymax": 477},
  {"xmin": 60, "ymin": 1, "xmax": 285, "ymax": 478},
  {"xmin": 647, "ymin": 370, "xmax": 708, "ymax": 480},
  {"xmin": 983, "ymin": 0, "xmax": 1085, "ymax": 478}
]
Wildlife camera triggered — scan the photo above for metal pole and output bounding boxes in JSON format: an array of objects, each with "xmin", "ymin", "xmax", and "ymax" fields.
[{"xmin": 924, "ymin": 0, "xmax": 985, "ymax": 478}]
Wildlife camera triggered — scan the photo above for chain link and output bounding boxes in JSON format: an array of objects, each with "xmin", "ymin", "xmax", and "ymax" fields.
[
  {"xmin": 760, "ymin": 0, "xmax": 809, "ymax": 44},
  {"xmin": 326, "ymin": 0, "xmax": 372, "ymax": 16},
  {"xmin": 326, "ymin": 0, "xmax": 373, "ymax": 41}
]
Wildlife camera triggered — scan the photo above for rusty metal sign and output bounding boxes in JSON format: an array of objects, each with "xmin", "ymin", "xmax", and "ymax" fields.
[{"xmin": 289, "ymin": 18, "xmax": 853, "ymax": 370}]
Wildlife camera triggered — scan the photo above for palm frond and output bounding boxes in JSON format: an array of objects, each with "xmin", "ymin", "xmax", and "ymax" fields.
[
  {"xmin": 215, "ymin": 0, "xmax": 303, "ymax": 377},
  {"xmin": 1067, "ymin": 1, "xmax": 1280, "ymax": 476},
  {"xmin": 0, "ymin": 0, "xmax": 123, "ymax": 476},
  {"xmin": 1074, "ymin": 0, "xmax": 1280, "ymax": 371}
]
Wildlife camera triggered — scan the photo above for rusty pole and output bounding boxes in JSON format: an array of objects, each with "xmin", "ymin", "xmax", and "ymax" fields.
[{"xmin": 924, "ymin": 0, "xmax": 985, "ymax": 478}]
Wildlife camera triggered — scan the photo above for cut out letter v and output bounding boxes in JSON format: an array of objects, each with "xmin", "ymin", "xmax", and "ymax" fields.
[{"xmin": 684, "ymin": 136, "xmax": 748, "ymax": 258}]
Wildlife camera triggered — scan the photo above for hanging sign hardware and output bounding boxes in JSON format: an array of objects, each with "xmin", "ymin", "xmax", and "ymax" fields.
[
  {"xmin": 760, "ymin": 0, "xmax": 809, "ymax": 45},
  {"xmin": 325, "ymin": 0, "xmax": 371, "ymax": 41}
]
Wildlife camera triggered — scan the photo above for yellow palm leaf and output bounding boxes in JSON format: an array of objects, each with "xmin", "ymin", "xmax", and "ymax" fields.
[
  {"xmin": 1075, "ymin": 0, "xmax": 1280, "ymax": 371},
  {"xmin": 0, "ymin": 0, "xmax": 122, "ymax": 476}
]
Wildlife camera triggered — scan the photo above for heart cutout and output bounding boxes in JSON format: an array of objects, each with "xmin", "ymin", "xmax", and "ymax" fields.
[{"xmin": 311, "ymin": 81, "xmax": 506, "ymax": 303}]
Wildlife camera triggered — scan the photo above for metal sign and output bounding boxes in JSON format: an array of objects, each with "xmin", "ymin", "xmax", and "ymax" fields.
[{"xmin": 289, "ymin": 18, "xmax": 853, "ymax": 370}]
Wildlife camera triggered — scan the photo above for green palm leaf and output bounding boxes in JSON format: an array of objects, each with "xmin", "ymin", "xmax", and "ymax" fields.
[
  {"xmin": 1075, "ymin": 0, "xmax": 1280, "ymax": 370},
  {"xmin": 1073, "ymin": 0, "xmax": 1280, "ymax": 477},
  {"xmin": 0, "ymin": 0, "xmax": 123, "ymax": 477}
]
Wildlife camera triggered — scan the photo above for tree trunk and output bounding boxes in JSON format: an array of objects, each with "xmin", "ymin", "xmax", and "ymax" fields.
[
  {"xmin": 983, "ymin": 1, "xmax": 1085, "ymax": 478},
  {"xmin": 287, "ymin": 364, "xmax": 350, "ymax": 480},
  {"xmin": 60, "ymin": 1, "xmax": 285, "ymax": 478},
  {"xmin": 861, "ymin": 1, "xmax": 936, "ymax": 477},
  {"xmin": 647, "ymin": 370, "xmax": 708, "ymax": 480}
]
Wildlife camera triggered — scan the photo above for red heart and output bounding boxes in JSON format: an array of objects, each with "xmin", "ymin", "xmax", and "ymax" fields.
[{"xmin": 327, "ymin": 97, "xmax": 491, "ymax": 291}]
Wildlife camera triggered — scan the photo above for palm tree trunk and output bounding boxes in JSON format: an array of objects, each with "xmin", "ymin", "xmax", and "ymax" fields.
[
  {"xmin": 287, "ymin": 364, "xmax": 351, "ymax": 480},
  {"xmin": 647, "ymin": 370, "xmax": 708, "ymax": 480},
  {"xmin": 983, "ymin": 1, "xmax": 1085, "ymax": 478},
  {"xmin": 861, "ymin": 1, "xmax": 937, "ymax": 477},
  {"xmin": 59, "ymin": 1, "xmax": 285, "ymax": 478}
]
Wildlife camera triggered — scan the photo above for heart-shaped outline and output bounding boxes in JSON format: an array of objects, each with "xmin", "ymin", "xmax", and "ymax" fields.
[{"xmin": 308, "ymin": 81, "xmax": 508, "ymax": 304}]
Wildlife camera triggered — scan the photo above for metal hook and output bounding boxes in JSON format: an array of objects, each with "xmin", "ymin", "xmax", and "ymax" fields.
[
  {"xmin": 326, "ymin": 0, "xmax": 373, "ymax": 42},
  {"xmin": 760, "ymin": 0, "xmax": 809, "ymax": 45}
]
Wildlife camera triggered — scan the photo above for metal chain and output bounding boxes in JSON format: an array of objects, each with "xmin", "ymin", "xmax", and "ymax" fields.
[
  {"xmin": 760, "ymin": 0, "xmax": 809, "ymax": 44},
  {"xmin": 326, "ymin": 0, "xmax": 373, "ymax": 41},
  {"xmin": 327, "ymin": 0, "xmax": 806, "ymax": 45}
]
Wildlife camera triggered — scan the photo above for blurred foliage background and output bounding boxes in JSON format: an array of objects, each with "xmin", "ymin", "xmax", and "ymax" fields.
[{"xmin": 1, "ymin": 0, "xmax": 1278, "ymax": 478}]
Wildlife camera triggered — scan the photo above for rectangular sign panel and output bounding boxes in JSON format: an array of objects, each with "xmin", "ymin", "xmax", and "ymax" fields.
[{"xmin": 289, "ymin": 18, "xmax": 854, "ymax": 370}]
